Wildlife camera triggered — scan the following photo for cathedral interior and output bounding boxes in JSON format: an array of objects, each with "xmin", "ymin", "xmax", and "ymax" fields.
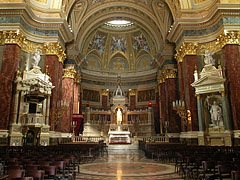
[{"xmin": 0, "ymin": 0, "xmax": 239, "ymax": 179}]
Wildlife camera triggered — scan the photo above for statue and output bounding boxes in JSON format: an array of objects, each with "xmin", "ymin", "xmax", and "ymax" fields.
[
  {"xmin": 204, "ymin": 50, "xmax": 215, "ymax": 65},
  {"xmin": 32, "ymin": 49, "xmax": 41, "ymax": 68},
  {"xmin": 209, "ymin": 101, "xmax": 222, "ymax": 126},
  {"xmin": 117, "ymin": 108, "xmax": 122, "ymax": 124}
]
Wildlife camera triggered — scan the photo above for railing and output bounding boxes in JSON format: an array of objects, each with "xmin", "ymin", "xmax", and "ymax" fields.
[
  {"xmin": 139, "ymin": 136, "xmax": 169, "ymax": 143},
  {"xmin": 21, "ymin": 114, "xmax": 45, "ymax": 125},
  {"xmin": 72, "ymin": 136, "xmax": 104, "ymax": 142}
]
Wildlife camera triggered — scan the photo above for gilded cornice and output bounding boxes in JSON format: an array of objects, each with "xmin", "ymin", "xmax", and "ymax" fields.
[
  {"xmin": 197, "ymin": 31, "xmax": 240, "ymax": 54},
  {"xmin": 44, "ymin": 42, "xmax": 66, "ymax": 63},
  {"xmin": 101, "ymin": 89, "xmax": 109, "ymax": 96},
  {"xmin": 129, "ymin": 89, "xmax": 136, "ymax": 96},
  {"xmin": 63, "ymin": 68, "xmax": 76, "ymax": 79},
  {"xmin": 175, "ymin": 42, "xmax": 198, "ymax": 63}
]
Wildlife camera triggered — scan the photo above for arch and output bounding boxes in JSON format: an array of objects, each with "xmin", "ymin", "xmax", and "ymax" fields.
[
  {"xmin": 136, "ymin": 54, "xmax": 154, "ymax": 71},
  {"xmin": 109, "ymin": 54, "xmax": 128, "ymax": 72},
  {"xmin": 84, "ymin": 52, "xmax": 102, "ymax": 70}
]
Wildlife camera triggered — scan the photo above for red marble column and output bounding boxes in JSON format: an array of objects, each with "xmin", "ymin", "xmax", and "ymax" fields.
[
  {"xmin": 73, "ymin": 83, "xmax": 79, "ymax": 114},
  {"xmin": 79, "ymin": 88, "xmax": 82, "ymax": 114},
  {"xmin": 178, "ymin": 62, "xmax": 186, "ymax": 131},
  {"xmin": 102, "ymin": 95, "xmax": 108, "ymax": 111},
  {"xmin": 155, "ymin": 91, "xmax": 160, "ymax": 133},
  {"xmin": 159, "ymin": 82, "xmax": 166, "ymax": 133},
  {"xmin": 223, "ymin": 44, "xmax": 240, "ymax": 130},
  {"xmin": 62, "ymin": 76, "xmax": 74, "ymax": 133},
  {"xmin": 0, "ymin": 44, "xmax": 21, "ymax": 129},
  {"xmin": 165, "ymin": 78, "xmax": 179, "ymax": 133},
  {"xmin": 130, "ymin": 95, "xmax": 136, "ymax": 111},
  {"xmin": 45, "ymin": 55, "xmax": 60, "ymax": 131},
  {"xmin": 182, "ymin": 55, "xmax": 198, "ymax": 131}
]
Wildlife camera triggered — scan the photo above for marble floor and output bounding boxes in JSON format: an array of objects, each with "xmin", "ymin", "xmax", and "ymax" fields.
[{"xmin": 76, "ymin": 148, "xmax": 183, "ymax": 180}]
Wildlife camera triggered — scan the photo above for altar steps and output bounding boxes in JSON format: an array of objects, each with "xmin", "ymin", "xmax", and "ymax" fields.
[{"xmin": 108, "ymin": 143, "xmax": 138, "ymax": 150}]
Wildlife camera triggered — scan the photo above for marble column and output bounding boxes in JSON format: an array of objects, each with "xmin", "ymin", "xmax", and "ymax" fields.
[
  {"xmin": 129, "ymin": 90, "xmax": 136, "ymax": 111},
  {"xmin": 222, "ymin": 44, "xmax": 240, "ymax": 130},
  {"xmin": 73, "ymin": 80, "xmax": 80, "ymax": 114},
  {"xmin": 159, "ymin": 81, "xmax": 166, "ymax": 134},
  {"xmin": 221, "ymin": 92, "xmax": 232, "ymax": 131},
  {"xmin": 164, "ymin": 70, "xmax": 179, "ymax": 133},
  {"xmin": 182, "ymin": 55, "xmax": 198, "ymax": 131},
  {"xmin": 62, "ymin": 68, "xmax": 76, "ymax": 133},
  {"xmin": 178, "ymin": 62, "xmax": 186, "ymax": 131},
  {"xmin": 0, "ymin": 44, "xmax": 21, "ymax": 129},
  {"xmin": 11, "ymin": 90, "xmax": 20, "ymax": 124},
  {"xmin": 101, "ymin": 90, "xmax": 108, "ymax": 111},
  {"xmin": 155, "ymin": 89, "xmax": 160, "ymax": 134},
  {"xmin": 196, "ymin": 95, "xmax": 205, "ymax": 131},
  {"xmin": 45, "ymin": 55, "xmax": 61, "ymax": 131}
]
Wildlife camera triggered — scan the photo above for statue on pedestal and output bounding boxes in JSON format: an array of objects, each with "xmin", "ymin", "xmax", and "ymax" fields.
[
  {"xmin": 209, "ymin": 101, "xmax": 222, "ymax": 127},
  {"xmin": 32, "ymin": 49, "xmax": 41, "ymax": 68},
  {"xmin": 117, "ymin": 108, "xmax": 122, "ymax": 124}
]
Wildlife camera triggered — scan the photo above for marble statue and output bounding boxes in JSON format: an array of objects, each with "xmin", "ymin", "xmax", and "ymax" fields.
[
  {"xmin": 204, "ymin": 50, "xmax": 215, "ymax": 65},
  {"xmin": 117, "ymin": 108, "xmax": 122, "ymax": 124},
  {"xmin": 210, "ymin": 101, "xmax": 222, "ymax": 126},
  {"xmin": 32, "ymin": 49, "xmax": 41, "ymax": 68}
]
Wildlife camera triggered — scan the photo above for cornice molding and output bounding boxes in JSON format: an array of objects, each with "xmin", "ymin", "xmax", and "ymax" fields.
[
  {"xmin": 0, "ymin": 3, "xmax": 73, "ymax": 44},
  {"xmin": 168, "ymin": 3, "xmax": 240, "ymax": 46}
]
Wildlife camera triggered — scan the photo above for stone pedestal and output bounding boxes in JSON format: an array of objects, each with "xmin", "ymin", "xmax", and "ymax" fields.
[
  {"xmin": 9, "ymin": 123, "xmax": 23, "ymax": 146},
  {"xmin": 39, "ymin": 125, "xmax": 50, "ymax": 146}
]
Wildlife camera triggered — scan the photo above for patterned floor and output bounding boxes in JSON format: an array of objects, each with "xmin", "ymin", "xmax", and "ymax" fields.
[{"xmin": 76, "ymin": 149, "xmax": 183, "ymax": 180}]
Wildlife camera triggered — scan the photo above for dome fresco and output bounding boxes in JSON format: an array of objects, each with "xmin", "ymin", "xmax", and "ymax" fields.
[{"xmin": 83, "ymin": 25, "xmax": 155, "ymax": 72}]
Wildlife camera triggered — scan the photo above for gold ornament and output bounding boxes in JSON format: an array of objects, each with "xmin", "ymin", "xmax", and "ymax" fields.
[
  {"xmin": 175, "ymin": 42, "xmax": 199, "ymax": 63},
  {"xmin": 63, "ymin": 68, "xmax": 76, "ymax": 79}
]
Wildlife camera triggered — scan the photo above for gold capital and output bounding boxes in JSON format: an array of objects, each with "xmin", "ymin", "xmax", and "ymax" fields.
[
  {"xmin": 157, "ymin": 74, "xmax": 165, "ymax": 84},
  {"xmin": 163, "ymin": 69, "xmax": 177, "ymax": 79},
  {"xmin": 129, "ymin": 89, "xmax": 136, "ymax": 96},
  {"xmin": 44, "ymin": 42, "xmax": 66, "ymax": 63},
  {"xmin": 75, "ymin": 73, "xmax": 81, "ymax": 83},
  {"xmin": 216, "ymin": 31, "xmax": 240, "ymax": 47},
  {"xmin": 101, "ymin": 89, "xmax": 109, "ymax": 96},
  {"xmin": 63, "ymin": 68, "xmax": 76, "ymax": 79},
  {"xmin": 2, "ymin": 30, "xmax": 25, "ymax": 47},
  {"xmin": 175, "ymin": 42, "xmax": 198, "ymax": 63}
]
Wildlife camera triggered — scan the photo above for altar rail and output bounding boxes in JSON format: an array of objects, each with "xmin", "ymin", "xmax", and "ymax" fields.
[
  {"xmin": 72, "ymin": 136, "xmax": 104, "ymax": 142},
  {"xmin": 138, "ymin": 136, "xmax": 169, "ymax": 143}
]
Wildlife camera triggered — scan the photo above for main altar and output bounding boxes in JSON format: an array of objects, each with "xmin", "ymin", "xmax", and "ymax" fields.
[
  {"xmin": 82, "ymin": 76, "xmax": 155, "ymax": 143},
  {"xmin": 108, "ymin": 77, "xmax": 131, "ymax": 144}
]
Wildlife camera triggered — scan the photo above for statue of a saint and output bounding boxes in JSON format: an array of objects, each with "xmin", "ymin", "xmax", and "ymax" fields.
[
  {"xmin": 32, "ymin": 49, "xmax": 41, "ymax": 68},
  {"xmin": 117, "ymin": 108, "xmax": 122, "ymax": 124},
  {"xmin": 209, "ymin": 101, "xmax": 222, "ymax": 126},
  {"xmin": 204, "ymin": 50, "xmax": 215, "ymax": 65}
]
